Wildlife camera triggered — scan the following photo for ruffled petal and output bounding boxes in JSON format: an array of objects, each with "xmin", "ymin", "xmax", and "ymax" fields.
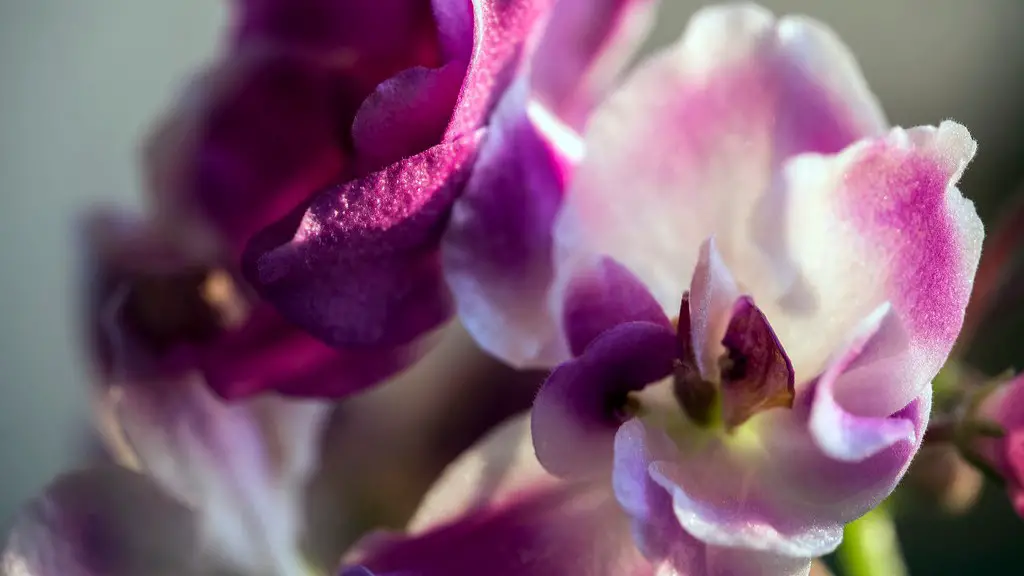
[
  {"xmin": 245, "ymin": 136, "xmax": 481, "ymax": 348},
  {"xmin": 553, "ymin": 4, "xmax": 887, "ymax": 331},
  {"xmin": 532, "ymin": 322, "xmax": 676, "ymax": 479},
  {"xmin": 441, "ymin": 0, "xmax": 656, "ymax": 368},
  {"xmin": 772, "ymin": 122, "xmax": 982, "ymax": 414},
  {"xmin": 347, "ymin": 415, "xmax": 656, "ymax": 576},
  {"xmin": 91, "ymin": 375, "xmax": 329, "ymax": 575},
  {"xmin": 2, "ymin": 468, "xmax": 200, "ymax": 576}
]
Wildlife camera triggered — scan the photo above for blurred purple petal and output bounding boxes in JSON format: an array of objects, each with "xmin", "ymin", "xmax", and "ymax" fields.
[{"xmin": 2, "ymin": 468, "xmax": 200, "ymax": 576}]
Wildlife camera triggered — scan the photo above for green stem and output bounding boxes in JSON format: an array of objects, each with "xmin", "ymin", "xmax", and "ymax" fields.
[{"xmin": 836, "ymin": 505, "xmax": 907, "ymax": 576}]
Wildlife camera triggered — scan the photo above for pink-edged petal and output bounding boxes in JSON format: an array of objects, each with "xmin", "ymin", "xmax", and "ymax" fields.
[
  {"xmin": 245, "ymin": 135, "xmax": 481, "ymax": 348},
  {"xmin": 979, "ymin": 375, "xmax": 1024, "ymax": 514},
  {"xmin": 442, "ymin": 0, "xmax": 657, "ymax": 369},
  {"xmin": 2, "ymin": 468, "xmax": 200, "ymax": 576},
  {"xmin": 532, "ymin": 321, "xmax": 676, "ymax": 479},
  {"xmin": 529, "ymin": 0, "xmax": 659, "ymax": 132},
  {"xmin": 808, "ymin": 304, "xmax": 916, "ymax": 461},
  {"xmin": 346, "ymin": 415, "xmax": 656, "ymax": 576},
  {"xmin": 92, "ymin": 376, "xmax": 329, "ymax": 575},
  {"xmin": 773, "ymin": 122, "xmax": 982, "ymax": 414},
  {"xmin": 553, "ymin": 4, "xmax": 886, "ymax": 325},
  {"xmin": 719, "ymin": 296, "xmax": 795, "ymax": 429}
]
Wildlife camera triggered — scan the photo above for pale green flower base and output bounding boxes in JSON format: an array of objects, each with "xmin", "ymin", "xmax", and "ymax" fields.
[{"xmin": 835, "ymin": 505, "xmax": 907, "ymax": 576}]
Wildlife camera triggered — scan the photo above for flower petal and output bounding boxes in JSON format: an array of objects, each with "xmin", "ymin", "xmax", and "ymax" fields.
[
  {"xmin": 2, "ymin": 468, "xmax": 200, "ymax": 576},
  {"xmin": 773, "ymin": 122, "xmax": 982, "ymax": 414},
  {"xmin": 687, "ymin": 238, "xmax": 740, "ymax": 380},
  {"xmin": 533, "ymin": 322, "xmax": 676, "ymax": 479},
  {"xmin": 348, "ymin": 415, "xmax": 655, "ymax": 576},
  {"xmin": 84, "ymin": 211, "xmax": 413, "ymax": 400},
  {"xmin": 808, "ymin": 304, "xmax": 917, "ymax": 461},
  {"xmin": 719, "ymin": 296, "xmax": 795, "ymax": 430},
  {"xmin": 552, "ymin": 4, "xmax": 886, "ymax": 331},
  {"xmin": 92, "ymin": 375, "xmax": 329, "ymax": 575},
  {"xmin": 442, "ymin": 0, "xmax": 656, "ymax": 369},
  {"xmin": 245, "ymin": 135, "xmax": 481, "ymax": 348}
]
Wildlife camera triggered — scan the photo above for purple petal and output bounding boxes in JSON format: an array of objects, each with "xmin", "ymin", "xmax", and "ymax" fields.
[
  {"xmin": 146, "ymin": 50, "xmax": 353, "ymax": 261},
  {"xmin": 441, "ymin": 84, "xmax": 578, "ymax": 368},
  {"xmin": 442, "ymin": 0, "xmax": 656, "ymax": 369},
  {"xmin": 246, "ymin": 135, "xmax": 481, "ymax": 348},
  {"xmin": 532, "ymin": 321, "xmax": 676, "ymax": 479},
  {"xmin": 2, "ymin": 468, "xmax": 200, "ymax": 576},
  {"xmin": 350, "ymin": 416, "xmax": 654, "ymax": 576},
  {"xmin": 83, "ymin": 211, "xmax": 413, "ymax": 400},
  {"xmin": 561, "ymin": 257, "xmax": 672, "ymax": 357},
  {"xmin": 719, "ymin": 296, "xmax": 795, "ymax": 429}
]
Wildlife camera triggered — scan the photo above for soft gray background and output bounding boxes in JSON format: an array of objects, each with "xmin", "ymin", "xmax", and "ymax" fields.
[{"xmin": 2, "ymin": 0, "xmax": 1024, "ymax": 551}]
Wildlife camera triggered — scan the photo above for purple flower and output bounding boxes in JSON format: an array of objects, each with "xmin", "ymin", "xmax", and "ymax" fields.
[
  {"xmin": 230, "ymin": 0, "xmax": 657, "ymax": 359},
  {"xmin": 979, "ymin": 375, "xmax": 1024, "ymax": 517}
]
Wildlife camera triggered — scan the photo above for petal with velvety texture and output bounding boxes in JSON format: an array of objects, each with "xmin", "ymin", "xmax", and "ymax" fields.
[
  {"xmin": 2, "ymin": 468, "xmax": 200, "ymax": 576},
  {"xmin": 532, "ymin": 321, "xmax": 676, "ymax": 479},
  {"xmin": 552, "ymin": 4, "xmax": 887, "ymax": 332},
  {"xmin": 346, "ymin": 415, "xmax": 657, "ymax": 576},
  {"xmin": 442, "ymin": 0, "xmax": 657, "ymax": 368},
  {"xmin": 770, "ymin": 122, "xmax": 982, "ymax": 415},
  {"xmin": 245, "ymin": 136, "xmax": 480, "ymax": 348}
]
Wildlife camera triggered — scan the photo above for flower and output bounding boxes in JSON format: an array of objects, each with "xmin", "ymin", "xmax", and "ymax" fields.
[
  {"xmin": 231, "ymin": 0, "xmax": 657, "ymax": 361},
  {"xmin": 445, "ymin": 2, "xmax": 979, "ymax": 574},
  {"xmin": 978, "ymin": 375, "xmax": 1024, "ymax": 516},
  {"xmin": 2, "ymin": 212, "xmax": 335, "ymax": 575}
]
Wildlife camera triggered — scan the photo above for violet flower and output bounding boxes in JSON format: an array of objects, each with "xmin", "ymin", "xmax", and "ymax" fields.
[{"xmin": 235, "ymin": 0, "xmax": 656, "ymax": 368}]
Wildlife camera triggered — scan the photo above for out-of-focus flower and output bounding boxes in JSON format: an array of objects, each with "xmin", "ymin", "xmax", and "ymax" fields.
[
  {"xmin": 978, "ymin": 374, "xmax": 1024, "ymax": 517},
  {"xmin": 444, "ymin": 3, "xmax": 978, "ymax": 573},
  {"xmin": 223, "ymin": 0, "xmax": 656, "ymax": 363},
  {"xmin": 2, "ymin": 212, "xmax": 336, "ymax": 576}
]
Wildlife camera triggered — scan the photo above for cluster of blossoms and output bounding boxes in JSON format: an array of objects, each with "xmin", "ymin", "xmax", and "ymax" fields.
[{"xmin": 9, "ymin": 1, "xmax": 1024, "ymax": 575}]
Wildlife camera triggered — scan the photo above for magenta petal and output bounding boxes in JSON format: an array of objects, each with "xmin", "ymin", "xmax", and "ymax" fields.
[
  {"xmin": 532, "ymin": 321, "xmax": 676, "ymax": 479},
  {"xmin": 440, "ymin": 0, "xmax": 552, "ymax": 140},
  {"xmin": 354, "ymin": 484, "xmax": 649, "ymax": 576},
  {"xmin": 246, "ymin": 135, "xmax": 481, "ymax": 347},
  {"xmin": 2, "ymin": 468, "xmax": 200, "ymax": 576},
  {"xmin": 719, "ymin": 296, "xmax": 795, "ymax": 429}
]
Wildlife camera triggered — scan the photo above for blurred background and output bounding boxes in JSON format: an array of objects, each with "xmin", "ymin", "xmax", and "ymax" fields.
[{"xmin": 2, "ymin": 0, "xmax": 1023, "ymax": 573}]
